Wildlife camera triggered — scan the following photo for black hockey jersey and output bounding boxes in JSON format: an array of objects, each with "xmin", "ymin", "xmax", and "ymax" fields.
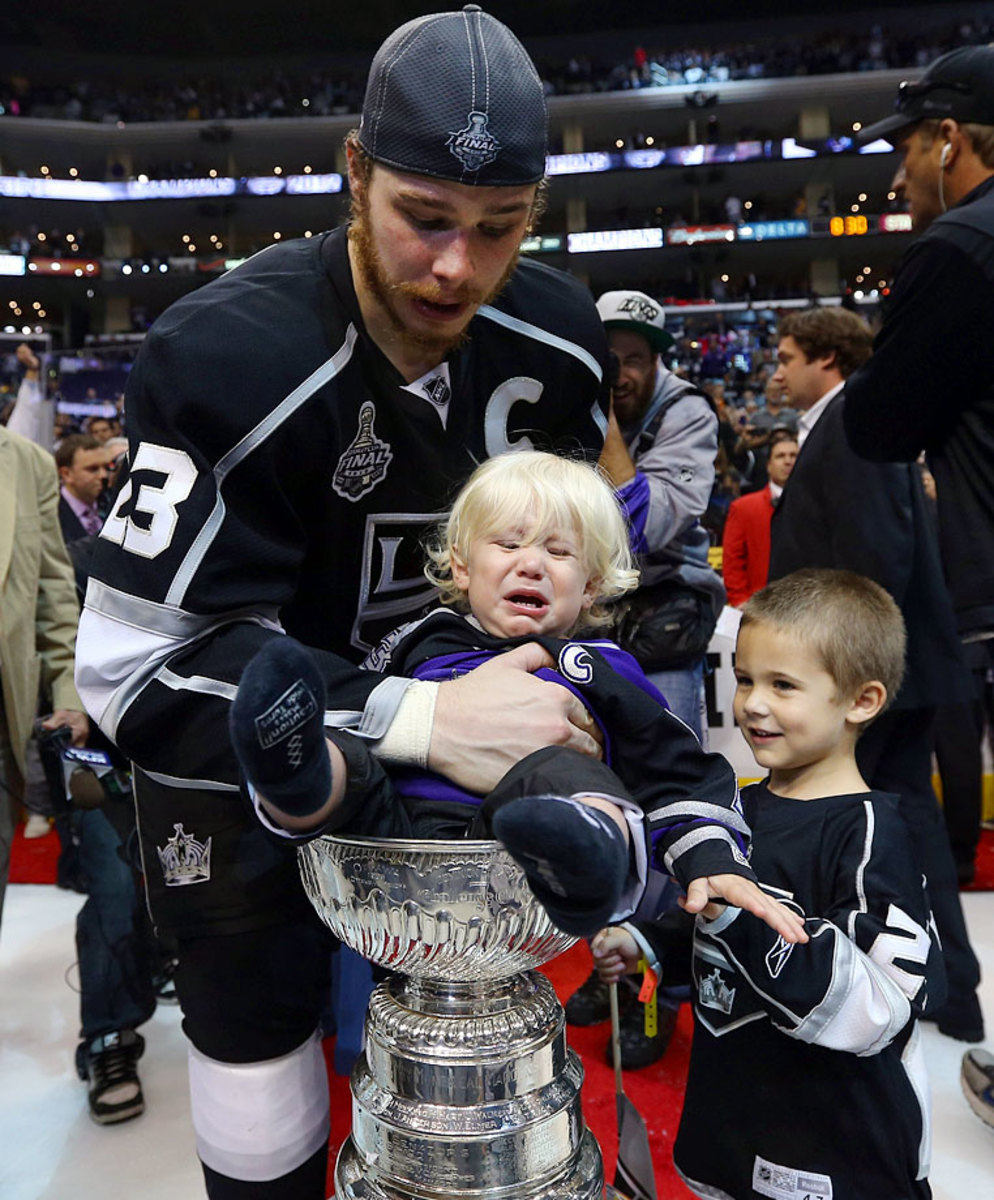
[
  {"xmin": 670, "ymin": 782, "xmax": 941, "ymax": 1200},
  {"xmin": 75, "ymin": 228, "xmax": 610, "ymax": 790}
]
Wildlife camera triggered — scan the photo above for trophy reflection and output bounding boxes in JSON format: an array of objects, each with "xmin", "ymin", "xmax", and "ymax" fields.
[{"xmin": 299, "ymin": 835, "xmax": 605, "ymax": 1199}]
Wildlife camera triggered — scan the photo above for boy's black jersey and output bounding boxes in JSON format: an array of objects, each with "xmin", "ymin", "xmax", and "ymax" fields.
[
  {"xmin": 75, "ymin": 227, "xmax": 610, "ymax": 789},
  {"xmin": 670, "ymin": 782, "xmax": 942, "ymax": 1200}
]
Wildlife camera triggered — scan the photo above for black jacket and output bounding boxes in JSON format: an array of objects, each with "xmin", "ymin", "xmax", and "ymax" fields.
[
  {"xmin": 844, "ymin": 175, "xmax": 994, "ymax": 637},
  {"xmin": 769, "ymin": 392, "xmax": 967, "ymax": 710},
  {"xmin": 57, "ymin": 494, "xmax": 91, "ymax": 546}
]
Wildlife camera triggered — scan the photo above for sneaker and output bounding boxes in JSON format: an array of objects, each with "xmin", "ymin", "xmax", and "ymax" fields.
[
  {"xmin": 23, "ymin": 813, "xmax": 52, "ymax": 839},
  {"xmin": 76, "ymin": 1030, "xmax": 146, "ymax": 1125},
  {"xmin": 607, "ymin": 1001, "xmax": 678, "ymax": 1070},
  {"xmin": 961, "ymin": 1048, "xmax": 994, "ymax": 1130},
  {"xmin": 566, "ymin": 969, "xmax": 618, "ymax": 1026}
]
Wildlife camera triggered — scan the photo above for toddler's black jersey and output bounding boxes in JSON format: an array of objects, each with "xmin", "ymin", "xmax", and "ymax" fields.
[
  {"xmin": 673, "ymin": 783, "xmax": 941, "ymax": 1200},
  {"xmin": 75, "ymin": 228, "xmax": 610, "ymax": 789}
]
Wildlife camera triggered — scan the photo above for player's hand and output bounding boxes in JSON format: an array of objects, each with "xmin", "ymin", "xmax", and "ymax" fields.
[
  {"xmin": 429, "ymin": 642, "xmax": 603, "ymax": 794},
  {"xmin": 681, "ymin": 874, "xmax": 809, "ymax": 944},
  {"xmin": 591, "ymin": 926, "xmax": 641, "ymax": 984},
  {"xmin": 42, "ymin": 708, "xmax": 89, "ymax": 748}
]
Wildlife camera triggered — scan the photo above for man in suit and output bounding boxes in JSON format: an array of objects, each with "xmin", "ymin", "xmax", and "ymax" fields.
[
  {"xmin": 55, "ymin": 434, "xmax": 109, "ymax": 544},
  {"xmin": 722, "ymin": 430, "xmax": 797, "ymax": 606},
  {"xmin": 0, "ymin": 424, "xmax": 88, "ymax": 924},
  {"xmin": 768, "ymin": 305, "xmax": 983, "ymax": 1042}
]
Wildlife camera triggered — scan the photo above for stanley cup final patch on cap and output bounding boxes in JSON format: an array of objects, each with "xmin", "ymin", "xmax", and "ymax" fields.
[
  {"xmin": 254, "ymin": 678, "xmax": 319, "ymax": 750},
  {"xmin": 447, "ymin": 111, "xmax": 501, "ymax": 172}
]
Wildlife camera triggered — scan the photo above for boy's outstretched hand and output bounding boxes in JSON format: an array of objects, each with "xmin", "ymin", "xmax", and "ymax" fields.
[{"xmin": 681, "ymin": 874, "xmax": 809, "ymax": 944}]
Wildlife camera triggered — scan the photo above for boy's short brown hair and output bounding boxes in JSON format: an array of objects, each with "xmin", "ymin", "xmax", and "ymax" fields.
[
  {"xmin": 777, "ymin": 308, "xmax": 873, "ymax": 379},
  {"xmin": 741, "ymin": 569, "xmax": 906, "ymax": 710}
]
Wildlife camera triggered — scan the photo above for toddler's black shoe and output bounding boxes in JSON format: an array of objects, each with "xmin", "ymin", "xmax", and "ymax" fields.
[{"xmin": 492, "ymin": 795, "xmax": 629, "ymax": 937}]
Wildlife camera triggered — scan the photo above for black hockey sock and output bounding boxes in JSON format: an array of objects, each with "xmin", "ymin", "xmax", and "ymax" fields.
[
  {"xmin": 229, "ymin": 638, "xmax": 331, "ymax": 818},
  {"xmin": 492, "ymin": 795, "xmax": 629, "ymax": 938}
]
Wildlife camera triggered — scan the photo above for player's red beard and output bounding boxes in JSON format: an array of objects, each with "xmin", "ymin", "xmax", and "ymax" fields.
[{"xmin": 349, "ymin": 199, "xmax": 519, "ymax": 358}]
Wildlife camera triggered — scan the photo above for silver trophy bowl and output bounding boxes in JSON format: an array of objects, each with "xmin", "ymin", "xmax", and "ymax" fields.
[
  {"xmin": 299, "ymin": 835, "xmax": 577, "ymax": 984},
  {"xmin": 299, "ymin": 835, "xmax": 604, "ymax": 1199}
]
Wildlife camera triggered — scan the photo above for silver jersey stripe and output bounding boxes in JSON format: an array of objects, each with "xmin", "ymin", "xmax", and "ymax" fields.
[
  {"xmin": 477, "ymin": 304, "xmax": 604, "ymax": 382},
  {"xmin": 79, "ymin": 580, "xmax": 281, "ymax": 740},
  {"xmin": 848, "ymin": 800, "xmax": 875, "ymax": 941},
  {"xmin": 157, "ymin": 667, "xmax": 239, "ymax": 702},
  {"xmin": 141, "ymin": 767, "xmax": 241, "ymax": 793},
  {"xmin": 166, "ymin": 324, "xmax": 359, "ymax": 608},
  {"xmin": 663, "ymin": 825, "xmax": 738, "ymax": 873},
  {"xmin": 84, "ymin": 576, "xmax": 276, "ymax": 640},
  {"xmin": 656, "ymin": 799, "xmax": 750, "ymax": 836}
]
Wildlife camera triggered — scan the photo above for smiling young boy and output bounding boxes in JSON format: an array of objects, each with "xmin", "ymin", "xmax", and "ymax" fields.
[
  {"xmin": 593, "ymin": 568, "xmax": 943, "ymax": 1199},
  {"xmin": 229, "ymin": 452, "xmax": 804, "ymax": 945}
]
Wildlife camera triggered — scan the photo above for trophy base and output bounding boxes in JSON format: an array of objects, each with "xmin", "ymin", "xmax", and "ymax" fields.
[{"xmin": 334, "ymin": 1124, "xmax": 604, "ymax": 1199}]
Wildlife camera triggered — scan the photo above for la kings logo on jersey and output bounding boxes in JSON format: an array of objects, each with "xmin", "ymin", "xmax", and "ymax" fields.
[
  {"xmin": 447, "ymin": 111, "xmax": 500, "ymax": 172},
  {"xmin": 333, "ymin": 403, "xmax": 393, "ymax": 501}
]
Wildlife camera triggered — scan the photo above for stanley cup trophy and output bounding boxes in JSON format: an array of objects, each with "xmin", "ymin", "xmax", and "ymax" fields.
[{"xmin": 299, "ymin": 835, "xmax": 606, "ymax": 1199}]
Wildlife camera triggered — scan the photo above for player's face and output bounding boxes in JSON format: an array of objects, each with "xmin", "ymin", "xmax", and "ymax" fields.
[
  {"xmin": 450, "ymin": 515, "xmax": 596, "ymax": 639},
  {"xmin": 733, "ymin": 621, "xmax": 857, "ymax": 792},
  {"xmin": 893, "ymin": 126, "xmax": 945, "ymax": 230},
  {"xmin": 349, "ymin": 157, "xmax": 536, "ymax": 363},
  {"xmin": 608, "ymin": 329, "xmax": 658, "ymax": 426},
  {"xmin": 60, "ymin": 448, "xmax": 109, "ymax": 505},
  {"xmin": 771, "ymin": 337, "xmax": 831, "ymax": 412},
  {"xmin": 766, "ymin": 439, "xmax": 798, "ymax": 487}
]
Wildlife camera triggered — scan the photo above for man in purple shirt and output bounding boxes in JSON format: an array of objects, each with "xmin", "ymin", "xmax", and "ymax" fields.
[{"xmin": 55, "ymin": 434, "xmax": 108, "ymax": 543}]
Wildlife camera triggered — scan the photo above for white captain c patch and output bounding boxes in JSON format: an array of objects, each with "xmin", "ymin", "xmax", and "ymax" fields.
[{"xmin": 558, "ymin": 644, "xmax": 594, "ymax": 684}]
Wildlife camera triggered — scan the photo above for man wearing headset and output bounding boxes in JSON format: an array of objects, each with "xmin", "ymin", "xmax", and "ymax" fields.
[
  {"xmin": 846, "ymin": 45, "xmax": 994, "ymax": 651},
  {"xmin": 844, "ymin": 44, "xmax": 994, "ymax": 1101}
]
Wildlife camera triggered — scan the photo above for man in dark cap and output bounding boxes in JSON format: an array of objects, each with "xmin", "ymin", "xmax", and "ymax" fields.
[
  {"xmin": 73, "ymin": 9, "xmax": 787, "ymax": 1197},
  {"xmin": 73, "ymin": 9, "xmax": 606, "ymax": 1198},
  {"xmin": 845, "ymin": 45, "xmax": 994, "ymax": 646},
  {"xmin": 844, "ymin": 46, "xmax": 994, "ymax": 1052}
]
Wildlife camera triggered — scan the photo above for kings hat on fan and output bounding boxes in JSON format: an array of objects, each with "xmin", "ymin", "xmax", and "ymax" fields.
[{"xmin": 596, "ymin": 290, "xmax": 675, "ymax": 356}]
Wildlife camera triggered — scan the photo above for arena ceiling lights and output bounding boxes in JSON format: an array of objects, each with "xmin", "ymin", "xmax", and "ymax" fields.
[{"xmin": 0, "ymin": 174, "xmax": 343, "ymax": 201}]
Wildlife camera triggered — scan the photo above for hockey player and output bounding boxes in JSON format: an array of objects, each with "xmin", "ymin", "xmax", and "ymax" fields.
[
  {"xmin": 593, "ymin": 569, "xmax": 943, "ymax": 1200},
  {"xmin": 230, "ymin": 452, "xmax": 808, "ymax": 940},
  {"xmin": 73, "ymin": 10, "xmax": 800, "ymax": 1197}
]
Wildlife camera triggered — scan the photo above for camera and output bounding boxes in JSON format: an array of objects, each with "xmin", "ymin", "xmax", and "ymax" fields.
[{"xmin": 33, "ymin": 720, "xmax": 129, "ymax": 811}]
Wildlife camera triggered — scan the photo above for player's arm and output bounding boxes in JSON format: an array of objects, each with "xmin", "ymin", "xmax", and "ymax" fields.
[{"xmin": 75, "ymin": 327, "xmax": 394, "ymax": 788}]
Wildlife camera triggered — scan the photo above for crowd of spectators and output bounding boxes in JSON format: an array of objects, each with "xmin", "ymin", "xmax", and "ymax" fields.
[{"xmin": 2, "ymin": 17, "xmax": 992, "ymax": 125}]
